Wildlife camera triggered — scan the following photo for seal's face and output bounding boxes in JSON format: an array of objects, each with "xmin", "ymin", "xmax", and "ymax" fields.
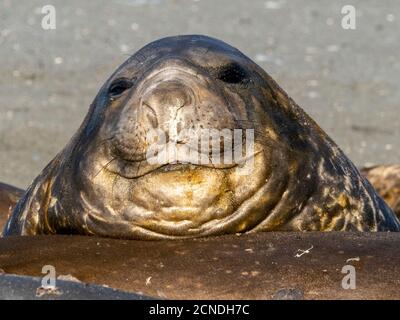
[{"xmin": 76, "ymin": 36, "xmax": 273, "ymax": 238}]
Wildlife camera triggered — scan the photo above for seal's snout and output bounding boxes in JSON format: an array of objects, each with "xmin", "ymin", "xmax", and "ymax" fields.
[
  {"xmin": 141, "ymin": 80, "xmax": 194, "ymax": 129},
  {"xmin": 112, "ymin": 58, "xmax": 240, "ymax": 162}
]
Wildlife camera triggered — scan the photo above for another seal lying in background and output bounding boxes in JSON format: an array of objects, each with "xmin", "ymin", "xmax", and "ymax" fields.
[
  {"xmin": 0, "ymin": 183, "xmax": 23, "ymax": 232},
  {"xmin": 361, "ymin": 165, "xmax": 400, "ymax": 218},
  {"xmin": 3, "ymin": 35, "xmax": 400, "ymax": 239}
]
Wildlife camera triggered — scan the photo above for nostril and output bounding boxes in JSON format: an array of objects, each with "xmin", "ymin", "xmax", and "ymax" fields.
[
  {"xmin": 142, "ymin": 102, "xmax": 158, "ymax": 128},
  {"xmin": 160, "ymin": 88, "xmax": 191, "ymax": 110},
  {"xmin": 140, "ymin": 81, "xmax": 195, "ymax": 129},
  {"xmin": 175, "ymin": 96, "xmax": 187, "ymax": 108}
]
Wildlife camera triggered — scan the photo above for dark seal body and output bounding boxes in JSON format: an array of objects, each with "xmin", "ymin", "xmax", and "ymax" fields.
[{"xmin": 3, "ymin": 35, "xmax": 400, "ymax": 239}]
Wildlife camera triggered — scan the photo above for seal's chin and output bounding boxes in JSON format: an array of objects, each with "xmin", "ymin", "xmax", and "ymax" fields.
[
  {"xmin": 78, "ymin": 142, "xmax": 268, "ymax": 239},
  {"xmin": 82, "ymin": 149, "xmax": 271, "ymax": 239},
  {"xmin": 110, "ymin": 165, "xmax": 248, "ymax": 237}
]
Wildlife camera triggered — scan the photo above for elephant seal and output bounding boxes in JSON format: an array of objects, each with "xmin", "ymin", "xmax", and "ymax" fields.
[
  {"xmin": 0, "ymin": 183, "xmax": 24, "ymax": 232},
  {"xmin": 3, "ymin": 35, "xmax": 400, "ymax": 238},
  {"xmin": 361, "ymin": 165, "xmax": 400, "ymax": 218},
  {"xmin": 0, "ymin": 232, "xmax": 400, "ymax": 299}
]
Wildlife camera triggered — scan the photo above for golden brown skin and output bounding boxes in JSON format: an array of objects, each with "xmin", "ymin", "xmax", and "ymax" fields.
[
  {"xmin": 4, "ymin": 163, "xmax": 399, "ymax": 233},
  {"xmin": 3, "ymin": 35, "xmax": 400, "ymax": 238},
  {"xmin": 361, "ymin": 165, "xmax": 400, "ymax": 218},
  {"xmin": 0, "ymin": 183, "xmax": 23, "ymax": 232}
]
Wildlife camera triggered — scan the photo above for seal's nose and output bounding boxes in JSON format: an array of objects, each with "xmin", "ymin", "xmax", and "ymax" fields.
[{"xmin": 141, "ymin": 81, "xmax": 193, "ymax": 129}]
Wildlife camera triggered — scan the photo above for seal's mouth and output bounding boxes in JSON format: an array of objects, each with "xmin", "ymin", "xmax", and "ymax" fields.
[
  {"xmin": 106, "ymin": 153, "xmax": 251, "ymax": 179},
  {"xmin": 106, "ymin": 134, "xmax": 259, "ymax": 179}
]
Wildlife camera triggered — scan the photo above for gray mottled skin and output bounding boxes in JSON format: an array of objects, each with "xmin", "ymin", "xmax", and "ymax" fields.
[{"xmin": 3, "ymin": 35, "xmax": 399, "ymax": 239}]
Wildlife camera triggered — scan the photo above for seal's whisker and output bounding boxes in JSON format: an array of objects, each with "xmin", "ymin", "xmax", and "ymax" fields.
[
  {"xmin": 207, "ymin": 153, "xmax": 217, "ymax": 169},
  {"xmin": 111, "ymin": 172, "xmax": 119, "ymax": 200},
  {"xmin": 234, "ymin": 119, "xmax": 263, "ymax": 127},
  {"xmin": 135, "ymin": 158, "xmax": 142, "ymax": 176},
  {"xmin": 81, "ymin": 136, "xmax": 116, "ymax": 158},
  {"xmin": 93, "ymin": 157, "xmax": 117, "ymax": 179}
]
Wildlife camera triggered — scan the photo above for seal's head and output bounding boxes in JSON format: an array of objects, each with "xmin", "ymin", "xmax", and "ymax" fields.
[{"xmin": 5, "ymin": 35, "xmax": 399, "ymax": 239}]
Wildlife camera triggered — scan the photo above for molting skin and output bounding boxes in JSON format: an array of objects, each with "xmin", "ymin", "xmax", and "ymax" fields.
[{"xmin": 3, "ymin": 35, "xmax": 399, "ymax": 239}]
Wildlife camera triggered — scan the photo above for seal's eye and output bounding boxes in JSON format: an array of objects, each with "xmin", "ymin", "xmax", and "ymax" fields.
[
  {"xmin": 109, "ymin": 78, "xmax": 133, "ymax": 97},
  {"xmin": 217, "ymin": 63, "xmax": 248, "ymax": 84}
]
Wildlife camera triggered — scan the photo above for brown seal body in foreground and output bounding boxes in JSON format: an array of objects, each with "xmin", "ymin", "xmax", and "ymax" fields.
[
  {"xmin": 361, "ymin": 165, "xmax": 400, "ymax": 218},
  {"xmin": 0, "ymin": 183, "xmax": 24, "ymax": 232},
  {"xmin": 0, "ymin": 232, "xmax": 399, "ymax": 299},
  {"xmin": 3, "ymin": 35, "xmax": 400, "ymax": 239}
]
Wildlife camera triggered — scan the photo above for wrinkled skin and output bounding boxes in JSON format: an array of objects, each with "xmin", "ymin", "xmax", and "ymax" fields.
[
  {"xmin": 3, "ymin": 165, "xmax": 400, "ymax": 233},
  {"xmin": 3, "ymin": 35, "xmax": 400, "ymax": 239},
  {"xmin": 361, "ymin": 165, "xmax": 400, "ymax": 218}
]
